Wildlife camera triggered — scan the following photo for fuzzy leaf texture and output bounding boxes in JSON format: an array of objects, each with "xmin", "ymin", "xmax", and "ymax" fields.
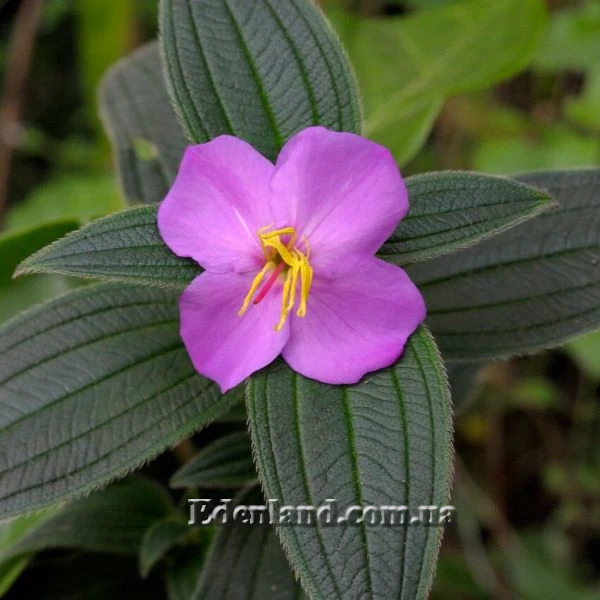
[
  {"xmin": 193, "ymin": 487, "xmax": 307, "ymax": 599},
  {"xmin": 99, "ymin": 42, "xmax": 188, "ymax": 205},
  {"xmin": 409, "ymin": 169, "xmax": 600, "ymax": 360},
  {"xmin": 0, "ymin": 477, "xmax": 173, "ymax": 561},
  {"xmin": 247, "ymin": 327, "xmax": 453, "ymax": 600},
  {"xmin": 170, "ymin": 431, "xmax": 256, "ymax": 489},
  {"xmin": 159, "ymin": 0, "xmax": 362, "ymax": 159},
  {"xmin": 0, "ymin": 284, "xmax": 242, "ymax": 519},
  {"xmin": 15, "ymin": 173, "xmax": 550, "ymax": 286}
]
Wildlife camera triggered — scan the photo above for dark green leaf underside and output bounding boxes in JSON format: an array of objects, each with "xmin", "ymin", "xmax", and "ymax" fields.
[
  {"xmin": 99, "ymin": 41, "xmax": 188, "ymax": 204},
  {"xmin": 170, "ymin": 431, "xmax": 255, "ymax": 489},
  {"xmin": 247, "ymin": 326, "xmax": 452, "ymax": 600},
  {"xmin": 0, "ymin": 477, "xmax": 173, "ymax": 561},
  {"xmin": 380, "ymin": 171, "xmax": 552, "ymax": 264},
  {"xmin": 16, "ymin": 206, "xmax": 200, "ymax": 289},
  {"xmin": 194, "ymin": 487, "xmax": 306, "ymax": 599},
  {"xmin": 139, "ymin": 516, "xmax": 190, "ymax": 577},
  {"xmin": 160, "ymin": 0, "xmax": 362, "ymax": 160},
  {"xmin": 410, "ymin": 169, "xmax": 600, "ymax": 360},
  {"xmin": 0, "ymin": 283, "xmax": 242, "ymax": 519}
]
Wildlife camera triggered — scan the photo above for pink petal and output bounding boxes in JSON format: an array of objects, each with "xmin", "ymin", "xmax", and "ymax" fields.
[
  {"xmin": 282, "ymin": 255, "xmax": 426, "ymax": 384},
  {"xmin": 180, "ymin": 272, "xmax": 290, "ymax": 392},
  {"xmin": 158, "ymin": 136, "xmax": 274, "ymax": 274},
  {"xmin": 270, "ymin": 127, "xmax": 408, "ymax": 264}
]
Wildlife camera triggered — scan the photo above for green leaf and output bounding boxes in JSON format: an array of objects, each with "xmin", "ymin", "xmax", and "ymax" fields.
[
  {"xmin": 159, "ymin": 0, "xmax": 362, "ymax": 160},
  {"xmin": 0, "ymin": 477, "xmax": 173, "ymax": 562},
  {"xmin": 566, "ymin": 69, "xmax": 600, "ymax": 133},
  {"xmin": 194, "ymin": 487, "xmax": 306, "ymax": 599},
  {"xmin": 331, "ymin": 0, "xmax": 546, "ymax": 164},
  {"xmin": 17, "ymin": 173, "xmax": 552, "ymax": 287},
  {"xmin": 380, "ymin": 171, "xmax": 552, "ymax": 264},
  {"xmin": 0, "ymin": 220, "xmax": 81, "ymax": 325},
  {"xmin": 409, "ymin": 169, "xmax": 600, "ymax": 361},
  {"xmin": 4, "ymin": 174, "xmax": 124, "ymax": 232},
  {"xmin": 139, "ymin": 516, "xmax": 191, "ymax": 578},
  {"xmin": 473, "ymin": 125, "xmax": 599, "ymax": 175},
  {"xmin": 170, "ymin": 432, "xmax": 256, "ymax": 489},
  {"xmin": 447, "ymin": 362, "xmax": 482, "ymax": 407},
  {"xmin": 565, "ymin": 330, "xmax": 600, "ymax": 381},
  {"xmin": 0, "ymin": 509, "xmax": 57, "ymax": 596},
  {"xmin": 533, "ymin": 2, "xmax": 600, "ymax": 73},
  {"xmin": 0, "ymin": 283, "xmax": 243, "ymax": 519},
  {"xmin": 166, "ymin": 547, "xmax": 208, "ymax": 600},
  {"xmin": 247, "ymin": 326, "xmax": 452, "ymax": 600},
  {"xmin": 76, "ymin": 0, "xmax": 134, "ymax": 130},
  {"xmin": 216, "ymin": 399, "xmax": 247, "ymax": 423},
  {"xmin": 99, "ymin": 41, "xmax": 189, "ymax": 204},
  {"xmin": 0, "ymin": 276, "xmax": 78, "ymax": 326},
  {"xmin": 16, "ymin": 206, "xmax": 200, "ymax": 289}
]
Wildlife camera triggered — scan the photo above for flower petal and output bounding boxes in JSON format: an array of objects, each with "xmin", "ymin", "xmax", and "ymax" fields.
[
  {"xmin": 270, "ymin": 126, "xmax": 408, "ymax": 263},
  {"xmin": 158, "ymin": 136, "xmax": 274, "ymax": 273},
  {"xmin": 282, "ymin": 255, "xmax": 426, "ymax": 384},
  {"xmin": 179, "ymin": 271, "xmax": 289, "ymax": 393}
]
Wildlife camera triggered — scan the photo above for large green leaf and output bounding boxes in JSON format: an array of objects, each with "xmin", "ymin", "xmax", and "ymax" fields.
[
  {"xmin": 194, "ymin": 487, "xmax": 306, "ymax": 599},
  {"xmin": 380, "ymin": 171, "xmax": 552, "ymax": 264},
  {"xmin": 99, "ymin": 42, "xmax": 189, "ymax": 204},
  {"xmin": 247, "ymin": 327, "xmax": 452, "ymax": 600},
  {"xmin": 409, "ymin": 169, "xmax": 600, "ymax": 361},
  {"xmin": 160, "ymin": 0, "xmax": 362, "ymax": 160},
  {"xmin": 0, "ymin": 283, "xmax": 242, "ymax": 519},
  {"xmin": 0, "ymin": 477, "xmax": 173, "ymax": 562},
  {"xmin": 170, "ymin": 431, "xmax": 256, "ymax": 489},
  {"xmin": 17, "ymin": 171, "xmax": 551, "ymax": 286},
  {"xmin": 331, "ymin": 0, "xmax": 546, "ymax": 164},
  {"xmin": 16, "ymin": 206, "xmax": 200, "ymax": 289}
]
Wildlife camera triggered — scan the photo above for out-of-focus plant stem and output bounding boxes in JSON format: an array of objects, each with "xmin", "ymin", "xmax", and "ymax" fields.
[{"xmin": 0, "ymin": 0, "xmax": 45, "ymax": 228}]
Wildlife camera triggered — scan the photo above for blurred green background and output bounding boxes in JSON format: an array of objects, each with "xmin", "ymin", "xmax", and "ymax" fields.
[{"xmin": 0, "ymin": 0, "xmax": 598, "ymax": 598}]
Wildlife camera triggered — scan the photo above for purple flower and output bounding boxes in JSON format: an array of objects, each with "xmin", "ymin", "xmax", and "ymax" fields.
[{"xmin": 158, "ymin": 126, "xmax": 426, "ymax": 392}]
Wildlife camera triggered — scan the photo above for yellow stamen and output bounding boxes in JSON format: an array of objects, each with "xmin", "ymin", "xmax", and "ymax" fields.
[
  {"xmin": 239, "ymin": 226, "xmax": 314, "ymax": 331},
  {"xmin": 286, "ymin": 253, "xmax": 300, "ymax": 312},
  {"xmin": 238, "ymin": 261, "xmax": 274, "ymax": 316},
  {"xmin": 297, "ymin": 253, "xmax": 313, "ymax": 318},
  {"xmin": 275, "ymin": 268, "xmax": 294, "ymax": 332}
]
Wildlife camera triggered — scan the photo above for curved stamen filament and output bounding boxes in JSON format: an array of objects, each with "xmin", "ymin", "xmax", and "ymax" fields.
[
  {"xmin": 239, "ymin": 226, "xmax": 313, "ymax": 330},
  {"xmin": 238, "ymin": 261, "xmax": 274, "ymax": 316}
]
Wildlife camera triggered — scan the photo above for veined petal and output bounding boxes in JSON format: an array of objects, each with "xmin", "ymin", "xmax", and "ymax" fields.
[
  {"xmin": 180, "ymin": 272, "xmax": 290, "ymax": 393},
  {"xmin": 270, "ymin": 127, "xmax": 408, "ymax": 263},
  {"xmin": 158, "ymin": 136, "xmax": 274, "ymax": 274},
  {"xmin": 282, "ymin": 255, "xmax": 426, "ymax": 384}
]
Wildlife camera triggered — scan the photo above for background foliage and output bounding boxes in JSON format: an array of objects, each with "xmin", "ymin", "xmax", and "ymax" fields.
[{"xmin": 0, "ymin": 0, "xmax": 598, "ymax": 598}]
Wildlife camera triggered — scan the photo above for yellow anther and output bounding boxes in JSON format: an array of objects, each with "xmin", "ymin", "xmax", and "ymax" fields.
[
  {"xmin": 238, "ymin": 261, "xmax": 274, "ymax": 316},
  {"xmin": 286, "ymin": 255, "xmax": 301, "ymax": 312},
  {"xmin": 239, "ymin": 225, "xmax": 313, "ymax": 330},
  {"xmin": 261, "ymin": 235, "xmax": 295, "ymax": 266},
  {"xmin": 275, "ymin": 268, "xmax": 294, "ymax": 332},
  {"xmin": 296, "ymin": 253, "xmax": 313, "ymax": 318}
]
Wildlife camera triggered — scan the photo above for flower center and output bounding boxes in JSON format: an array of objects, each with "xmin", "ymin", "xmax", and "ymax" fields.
[{"xmin": 238, "ymin": 226, "xmax": 313, "ymax": 331}]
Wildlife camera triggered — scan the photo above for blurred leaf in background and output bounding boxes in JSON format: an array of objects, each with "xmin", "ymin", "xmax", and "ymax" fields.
[{"xmin": 327, "ymin": 0, "xmax": 546, "ymax": 164}]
